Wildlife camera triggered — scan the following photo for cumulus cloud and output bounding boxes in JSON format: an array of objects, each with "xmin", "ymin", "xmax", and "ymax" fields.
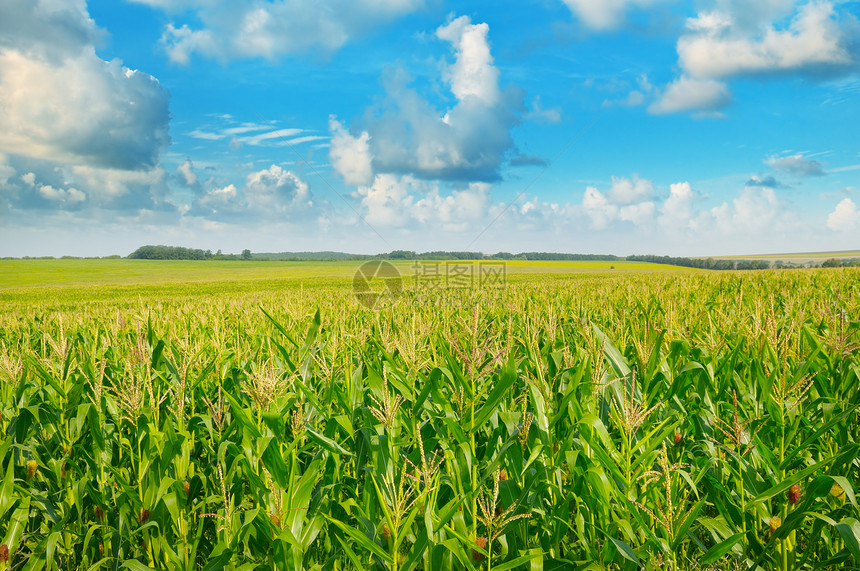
[
  {"xmin": 581, "ymin": 175, "xmax": 656, "ymax": 229},
  {"xmin": 658, "ymin": 181, "xmax": 699, "ymax": 231},
  {"xmin": 191, "ymin": 165, "xmax": 312, "ymax": 220},
  {"xmin": 68, "ymin": 164, "xmax": 171, "ymax": 207},
  {"xmin": 129, "ymin": 0, "xmax": 422, "ymax": 63},
  {"xmin": 328, "ymin": 118, "xmax": 373, "ymax": 186},
  {"xmin": 653, "ymin": 1, "xmax": 858, "ymax": 115},
  {"xmin": 679, "ymin": 2, "xmax": 855, "ymax": 79},
  {"xmin": 353, "ymin": 174, "xmax": 416, "ymax": 227},
  {"xmin": 713, "ymin": 186, "xmax": 780, "ymax": 232},
  {"xmin": 176, "ymin": 159, "xmax": 200, "ymax": 188},
  {"xmin": 0, "ymin": 0, "xmax": 102, "ymax": 59},
  {"xmin": 333, "ymin": 22, "xmax": 685, "ymax": 235},
  {"xmin": 436, "ymin": 17, "xmax": 500, "ymax": 105},
  {"xmin": 352, "ymin": 174, "xmax": 491, "ymax": 230},
  {"xmin": 0, "ymin": 0, "xmax": 170, "ymax": 171},
  {"xmin": 560, "ymin": 0, "xmax": 671, "ymax": 30},
  {"xmin": 656, "ymin": 178, "xmax": 811, "ymax": 241},
  {"xmin": 329, "ymin": 14, "xmax": 522, "ymax": 191},
  {"xmin": 657, "ymin": 181, "xmax": 798, "ymax": 238},
  {"xmin": 648, "ymin": 75, "xmax": 733, "ymax": 115},
  {"xmin": 606, "ymin": 174, "xmax": 654, "ymax": 204},
  {"xmin": 0, "ymin": 158, "xmax": 173, "ymax": 212},
  {"xmin": 581, "ymin": 187, "xmax": 617, "ymax": 229},
  {"xmin": 766, "ymin": 153, "xmax": 826, "ymax": 177},
  {"xmin": 827, "ymin": 198, "xmax": 860, "ymax": 231},
  {"xmin": 245, "ymin": 164, "xmax": 310, "ymax": 211},
  {"xmin": 193, "ymin": 184, "xmax": 242, "ymax": 217},
  {"xmin": 37, "ymin": 184, "xmax": 86, "ymax": 204}
]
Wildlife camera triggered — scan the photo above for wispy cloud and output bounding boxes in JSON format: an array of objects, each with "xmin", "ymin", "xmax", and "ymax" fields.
[{"xmin": 188, "ymin": 120, "xmax": 320, "ymax": 147}]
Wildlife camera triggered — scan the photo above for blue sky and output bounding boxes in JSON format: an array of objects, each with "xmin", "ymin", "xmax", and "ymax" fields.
[{"xmin": 1, "ymin": 0, "xmax": 858, "ymax": 257}]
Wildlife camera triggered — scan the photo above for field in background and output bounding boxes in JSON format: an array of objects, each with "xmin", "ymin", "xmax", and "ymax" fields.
[
  {"xmin": 718, "ymin": 250, "xmax": 860, "ymax": 265},
  {"xmin": 1, "ymin": 263, "xmax": 858, "ymax": 570},
  {"xmin": 0, "ymin": 258, "xmax": 691, "ymax": 291}
]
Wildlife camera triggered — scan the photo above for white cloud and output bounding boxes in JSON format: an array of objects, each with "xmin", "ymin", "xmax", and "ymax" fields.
[
  {"xmin": 581, "ymin": 175, "xmax": 657, "ymax": 228},
  {"xmin": 239, "ymin": 129, "xmax": 300, "ymax": 146},
  {"xmin": 159, "ymin": 23, "xmax": 214, "ymax": 66},
  {"xmin": 602, "ymin": 74, "xmax": 655, "ymax": 108},
  {"xmin": 195, "ymin": 184, "xmax": 240, "ymax": 215},
  {"xmin": 827, "ymin": 198, "xmax": 860, "ymax": 231},
  {"xmin": 582, "ymin": 187, "xmax": 617, "ymax": 229},
  {"xmin": 353, "ymin": 173, "xmax": 491, "ymax": 230},
  {"xmin": 0, "ymin": 153, "xmax": 172, "ymax": 212},
  {"xmin": 657, "ymin": 181, "xmax": 799, "ymax": 239},
  {"xmin": 560, "ymin": 0, "xmax": 670, "ymax": 30},
  {"xmin": 281, "ymin": 135, "xmax": 327, "ymax": 146},
  {"xmin": 244, "ymin": 164, "xmax": 310, "ymax": 211},
  {"xmin": 0, "ymin": 51, "xmax": 170, "ymax": 170},
  {"xmin": 766, "ymin": 153, "xmax": 826, "ymax": 177},
  {"xmin": 177, "ymin": 159, "xmax": 198, "ymax": 187},
  {"xmin": 354, "ymin": 174, "xmax": 417, "ymax": 227},
  {"xmin": 703, "ymin": 0, "xmax": 797, "ymax": 32},
  {"xmin": 619, "ymin": 201, "xmax": 656, "ymax": 225},
  {"xmin": 526, "ymin": 97, "xmax": 563, "ymax": 123},
  {"xmin": 329, "ymin": 117, "xmax": 373, "ymax": 186},
  {"xmin": 606, "ymin": 174, "xmax": 654, "ymax": 204},
  {"xmin": 190, "ymin": 165, "xmax": 312, "ymax": 220},
  {"xmin": 0, "ymin": 0, "xmax": 102, "ymax": 58},
  {"xmin": 436, "ymin": 16, "xmax": 500, "ymax": 106},
  {"xmin": 653, "ymin": 1, "xmax": 858, "ymax": 115},
  {"xmin": 329, "ymin": 15, "xmax": 521, "ymax": 185},
  {"xmin": 658, "ymin": 181, "xmax": 699, "ymax": 231},
  {"xmin": 679, "ymin": 2, "xmax": 853, "ymax": 79},
  {"xmin": 37, "ymin": 184, "xmax": 86, "ymax": 204},
  {"xmin": 414, "ymin": 183, "xmax": 491, "ymax": 230},
  {"xmin": 67, "ymin": 164, "xmax": 171, "ymax": 207},
  {"xmin": 648, "ymin": 75, "xmax": 732, "ymax": 115},
  {"xmin": 133, "ymin": 0, "xmax": 422, "ymax": 63},
  {"xmin": 717, "ymin": 186, "xmax": 780, "ymax": 232},
  {"xmin": 188, "ymin": 120, "xmax": 317, "ymax": 150},
  {"xmin": 0, "ymin": 1, "xmax": 170, "ymax": 171},
  {"xmin": 189, "ymin": 129, "xmax": 227, "ymax": 141}
]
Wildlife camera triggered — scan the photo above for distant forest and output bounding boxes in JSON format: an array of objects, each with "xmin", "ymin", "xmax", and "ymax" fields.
[
  {"xmin": 126, "ymin": 245, "xmax": 624, "ymax": 262},
  {"xmin": 128, "ymin": 245, "xmax": 252, "ymax": 260},
  {"xmin": 627, "ymin": 254, "xmax": 771, "ymax": 270}
]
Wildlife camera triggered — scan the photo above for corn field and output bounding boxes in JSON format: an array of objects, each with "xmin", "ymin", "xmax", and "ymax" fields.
[{"xmin": 1, "ymin": 268, "xmax": 859, "ymax": 570}]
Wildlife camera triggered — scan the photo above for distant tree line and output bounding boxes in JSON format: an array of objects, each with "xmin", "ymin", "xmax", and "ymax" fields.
[
  {"xmin": 128, "ymin": 245, "xmax": 252, "ymax": 260},
  {"xmin": 627, "ymin": 255, "xmax": 771, "ymax": 270},
  {"xmin": 384, "ymin": 250, "xmax": 485, "ymax": 260},
  {"xmin": 821, "ymin": 258, "xmax": 860, "ymax": 268}
]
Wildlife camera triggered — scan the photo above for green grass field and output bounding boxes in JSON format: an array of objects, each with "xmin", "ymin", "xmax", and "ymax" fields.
[
  {"xmin": 1, "ymin": 260, "xmax": 858, "ymax": 570},
  {"xmin": 0, "ymin": 259, "xmax": 692, "ymax": 290}
]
